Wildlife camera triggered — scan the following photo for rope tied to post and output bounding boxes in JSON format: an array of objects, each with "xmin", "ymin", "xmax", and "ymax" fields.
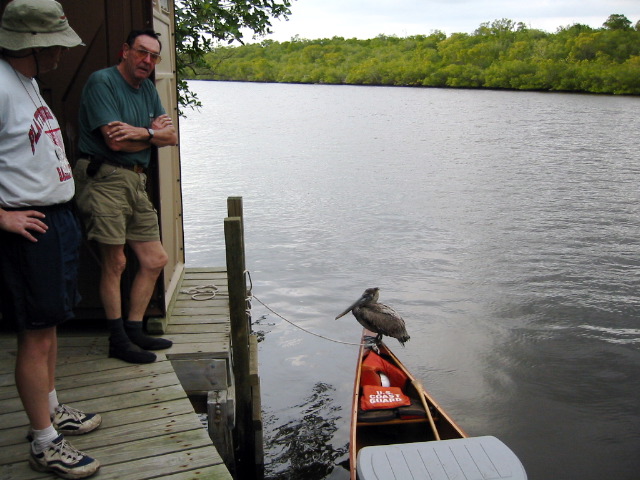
[
  {"xmin": 250, "ymin": 293, "xmax": 365, "ymax": 347},
  {"xmin": 244, "ymin": 270, "xmax": 253, "ymax": 316}
]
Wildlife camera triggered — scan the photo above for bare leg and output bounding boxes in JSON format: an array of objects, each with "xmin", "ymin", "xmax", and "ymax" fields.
[
  {"xmin": 99, "ymin": 242, "xmax": 156, "ymax": 363},
  {"xmin": 48, "ymin": 332, "xmax": 57, "ymax": 393},
  {"xmin": 122, "ymin": 240, "xmax": 172, "ymax": 351},
  {"xmin": 126, "ymin": 240, "xmax": 168, "ymax": 322},
  {"xmin": 16, "ymin": 327, "xmax": 57, "ymax": 430},
  {"xmin": 98, "ymin": 243, "xmax": 127, "ymax": 320}
]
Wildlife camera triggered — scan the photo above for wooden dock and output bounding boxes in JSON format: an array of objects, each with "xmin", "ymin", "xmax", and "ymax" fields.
[{"xmin": 0, "ymin": 268, "xmax": 238, "ymax": 480}]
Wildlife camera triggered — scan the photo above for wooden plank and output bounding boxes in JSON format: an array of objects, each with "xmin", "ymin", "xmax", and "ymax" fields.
[
  {"xmin": 163, "ymin": 333, "xmax": 230, "ymax": 345},
  {"xmin": 158, "ymin": 342, "xmax": 230, "ymax": 360},
  {"xmin": 0, "ymin": 359, "xmax": 15, "ymax": 376},
  {"xmin": 184, "ymin": 266, "xmax": 226, "ymax": 272},
  {"xmin": 171, "ymin": 306, "xmax": 230, "ymax": 316},
  {"xmin": 184, "ymin": 267, "xmax": 227, "ymax": 274},
  {"xmin": 165, "ymin": 338, "xmax": 231, "ymax": 349},
  {"xmin": 54, "ymin": 336, "xmax": 106, "ymax": 347},
  {"xmin": 0, "ymin": 372, "xmax": 13, "ymax": 388},
  {"xmin": 0, "ymin": 409, "xmax": 28, "ymax": 432},
  {"xmin": 170, "ymin": 315, "xmax": 229, "ymax": 325},
  {"xmin": 50, "ymin": 350, "xmax": 113, "ymax": 366},
  {"xmin": 97, "ymin": 447, "xmax": 231, "ymax": 480},
  {"xmin": 153, "ymin": 465, "xmax": 233, "ymax": 480},
  {"xmin": 57, "ymin": 361, "xmax": 175, "ymax": 389},
  {"xmin": 174, "ymin": 297, "xmax": 228, "ymax": 306},
  {"xmin": 174, "ymin": 299, "xmax": 228, "ymax": 308},
  {"xmin": 78, "ymin": 413, "xmax": 204, "ymax": 449},
  {"xmin": 55, "ymin": 346, "xmax": 109, "ymax": 358},
  {"xmin": 178, "ymin": 279, "xmax": 228, "ymax": 288},
  {"xmin": 0, "ymin": 337, "xmax": 17, "ymax": 376},
  {"xmin": 87, "ymin": 429, "xmax": 213, "ymax": 464},
  {"xmin": 166, "ymin": 324, "xmax": 230, "ymax": 334},
  {"xmin": 182, "ymin": 272, "xmax": 227, "ymax": 287},
  {"xmin": 162, "ymin": 340, "xmax": 229, "ymax": 353},
  {"xmin": 54, "ymin": 357, "xmax": 172, "ymax": 379},
  {"xmin": 183, "ymin": 270, "xmax": 227, "ymax": 277},
  {"xmin": 0, "ymin": 386, "xmax": 19, "ymax": 400}
]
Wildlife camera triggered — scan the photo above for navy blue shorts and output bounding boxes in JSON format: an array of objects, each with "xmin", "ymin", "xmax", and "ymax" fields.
[{"xmin": 0, "ymin": 203, "xmax": 82, "ymax": 331}]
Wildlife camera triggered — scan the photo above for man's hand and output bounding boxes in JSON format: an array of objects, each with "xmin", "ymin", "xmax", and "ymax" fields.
[
  {"xmin": 0, "ymin": 209, "xmax": 47, "ymax": 242},
  {"xmin": 106, "ymin": 121, "xmax": 149, "ymax": 143},
  {"xmin": 151, "ymin": 114, "xmax": 173, "ymax": 131},
  {"xmin": 150, "ymin": 114, "xmax": 178, "ymax": 147},
  {"xmin": 101, "ymin": 121, "xmax": 149, "ymax": 152}
]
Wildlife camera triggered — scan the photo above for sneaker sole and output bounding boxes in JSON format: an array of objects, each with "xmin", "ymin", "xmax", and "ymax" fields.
[{"xmin": 29, "ymin": 456, "xmax": 101, "ymax": 480}]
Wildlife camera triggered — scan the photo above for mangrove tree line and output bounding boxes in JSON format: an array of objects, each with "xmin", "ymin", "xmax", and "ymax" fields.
[{"xmin": 193, "ymin": 15, "xmax": 640, "ymax": 95}]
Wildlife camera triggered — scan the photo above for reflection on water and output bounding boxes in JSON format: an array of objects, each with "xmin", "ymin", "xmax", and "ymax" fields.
[
  {"xmin": 180, "ymin": 81, "xmax": 640, "ymax": 480},
  {"xmin": 578, "ymin": 325, "xmax": 640, "ymax": 345},
  {"xmin": 264, "ymin": 383, "xmax": 348, "ymax": 480}
]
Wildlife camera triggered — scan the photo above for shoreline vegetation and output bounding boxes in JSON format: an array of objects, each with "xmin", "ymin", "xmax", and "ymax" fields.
[{"xmin": 188, "ymin": 16, "xmax": 640, "ymax": 96}]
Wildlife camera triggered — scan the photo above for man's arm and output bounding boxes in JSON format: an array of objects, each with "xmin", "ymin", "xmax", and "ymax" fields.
[
  {"xmin": 100, "ymin": 114, "xmax": 176, "ymax": 152},
  {"xmin": 149, "ymin": 114, "xmax": 178, "ymax": 147}
]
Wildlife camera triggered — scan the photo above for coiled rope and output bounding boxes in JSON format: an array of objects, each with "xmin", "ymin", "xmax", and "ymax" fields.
[{"xmin": 180, "ymin": 284, "xmax": 218, "ymax": 301}]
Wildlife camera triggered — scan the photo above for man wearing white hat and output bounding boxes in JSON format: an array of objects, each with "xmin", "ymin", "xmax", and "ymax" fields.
[{"xmin": 0, "ymin": 0, "xmax": 101, "ymax": 478}]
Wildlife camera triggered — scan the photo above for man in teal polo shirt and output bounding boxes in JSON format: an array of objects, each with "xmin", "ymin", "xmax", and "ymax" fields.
[{"xmin": 75, "ymin": 29, "xmax": 177, "ymax": 364}]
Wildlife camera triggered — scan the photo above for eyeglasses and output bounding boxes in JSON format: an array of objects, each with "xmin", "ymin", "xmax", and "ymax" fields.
[{"xmin": 129, "ymin": 47, "xmax": 162, "ymax": 64}]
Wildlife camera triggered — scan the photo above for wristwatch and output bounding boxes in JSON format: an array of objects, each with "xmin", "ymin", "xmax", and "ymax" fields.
[{"xmin": 146, "ymin": 128, "xmax": 155, "ymax": 139}]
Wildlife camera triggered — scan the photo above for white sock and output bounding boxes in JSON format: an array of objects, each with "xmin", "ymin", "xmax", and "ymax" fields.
[
  {"xmin": 48, "ymin": 389, "xmax": 59, "ymax": 417},
  {"xmin": 31, "ymin": 425, "xmax": 58, "ymax": 454}
]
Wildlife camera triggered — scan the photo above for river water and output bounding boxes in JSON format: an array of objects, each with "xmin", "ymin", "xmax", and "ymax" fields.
[{"xmin": 179, "ymin": 81, "xmax": 640, "ymax": 480}]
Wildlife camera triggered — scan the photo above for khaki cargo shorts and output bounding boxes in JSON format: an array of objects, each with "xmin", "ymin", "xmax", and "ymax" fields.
[{"xmin": 74, "ymin": 158, "xmax": 160, "ymax": 245}]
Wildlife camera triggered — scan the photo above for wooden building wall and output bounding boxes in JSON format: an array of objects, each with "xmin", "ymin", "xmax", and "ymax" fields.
[{"xmin": 0, "ymin": 0, "xmax": 184, "ymax": 320}]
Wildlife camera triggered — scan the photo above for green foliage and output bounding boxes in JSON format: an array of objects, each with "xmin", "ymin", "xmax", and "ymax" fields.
[
  {"xmin": 191, "ymin": 14, "xmax": 640, "ymax": 96},
  {"xmin": 175, "ymin": 0, "xmax": 292, "ymax": 113},
  {"xmin": 603, "ymin": 14, "xmax": 633, "ymax": 30}
]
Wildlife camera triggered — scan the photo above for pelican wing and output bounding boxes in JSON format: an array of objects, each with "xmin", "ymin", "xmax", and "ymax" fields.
[{"xmin": 360, "ymin": 303, "xmax": 409, "ymax": 342}]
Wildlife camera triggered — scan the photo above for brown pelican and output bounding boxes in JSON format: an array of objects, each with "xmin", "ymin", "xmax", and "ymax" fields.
[{"xmin": 336, "ymin": 287, "xmax": 410, "ymax": 346}]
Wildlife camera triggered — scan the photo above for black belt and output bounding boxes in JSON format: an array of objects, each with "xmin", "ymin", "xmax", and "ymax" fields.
[
  {"xmin": 104, "ymin": 161, "xmax": 145, "ymax": 174},
  {"xmin": 81, "ymin": 154, "xmax": 145, "ymax": 175}
]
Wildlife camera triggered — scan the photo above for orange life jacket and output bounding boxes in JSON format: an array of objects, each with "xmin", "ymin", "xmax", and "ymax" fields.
[
  {"xmin": 359, "ymin": 350, "xmax": 411, "ymax": 410},
  {"xmin": 360, "ymin": 350, "xmax": 409, "ymax": 388}
]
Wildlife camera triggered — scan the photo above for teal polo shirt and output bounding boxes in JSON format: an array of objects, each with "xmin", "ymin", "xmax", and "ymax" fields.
[{"xmin": 78, "ymin": 66, "xmax": 165, "ymax": 167}]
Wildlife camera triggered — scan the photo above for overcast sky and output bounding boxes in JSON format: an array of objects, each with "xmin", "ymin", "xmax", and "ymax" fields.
[{"xmin": 259, "ymin": 0, "xmax": 640, "ymax": 41}]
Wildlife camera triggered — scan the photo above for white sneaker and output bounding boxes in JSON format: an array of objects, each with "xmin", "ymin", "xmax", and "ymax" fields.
[
  {"xmin": 29, "ymin": 434, "xmax": 100, "ymax": 479},
  {"xmin": 52, "ymin": 404, "xmax": 102, "ymax": 436}
]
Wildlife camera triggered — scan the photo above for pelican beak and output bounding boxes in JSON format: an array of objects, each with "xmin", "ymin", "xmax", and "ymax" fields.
[{"xmin": 335, "ymin": 298, "xmax": 362, "ymax": 320}]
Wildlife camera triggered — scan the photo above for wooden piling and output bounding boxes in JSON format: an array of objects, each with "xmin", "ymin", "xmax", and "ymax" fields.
[{"xmin": 225, "ymin": 197, "xmax": 263, "ymax": 479}]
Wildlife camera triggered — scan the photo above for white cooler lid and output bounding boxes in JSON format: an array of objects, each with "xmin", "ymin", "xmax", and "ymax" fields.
[{"xmin": 357, "ymin": 435, "xmax": 527, "ymax": 480}]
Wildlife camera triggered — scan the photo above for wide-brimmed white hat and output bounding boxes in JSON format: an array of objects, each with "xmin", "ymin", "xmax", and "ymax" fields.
[{"xmin": 0, "ymin": 0, "xmax": 83, "ymax": 51}]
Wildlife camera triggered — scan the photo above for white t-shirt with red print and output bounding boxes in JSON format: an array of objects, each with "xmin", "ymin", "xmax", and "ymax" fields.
[{"xmin": 0, "ymin": 59, "xmax": 74, "ymax": 208}]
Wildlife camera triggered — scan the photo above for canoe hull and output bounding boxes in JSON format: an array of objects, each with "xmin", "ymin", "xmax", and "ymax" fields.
[{"xmin": 349, "ymin": 330, "xmax": 467, "ymax": 479}]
